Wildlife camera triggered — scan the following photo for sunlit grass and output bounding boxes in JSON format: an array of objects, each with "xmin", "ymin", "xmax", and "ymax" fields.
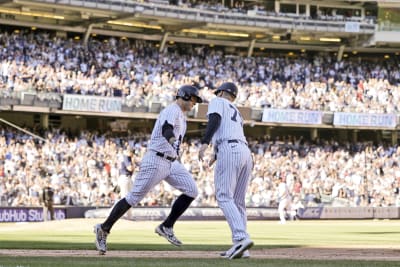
[{"xmin": 0, "ymin": 219, "xmax": 399, "ymax": 267}]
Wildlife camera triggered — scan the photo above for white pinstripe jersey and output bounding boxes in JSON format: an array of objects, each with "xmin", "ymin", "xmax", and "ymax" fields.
[
  {"xmin": 278, "ymin": 182, "xmax": 291, "ymax": 202},
  {"xmin": 207, "ymin": 97, "xmax": 246, "ymax": 146},
  {"xmin": 147, "ymin": 103, "xmax": 186, "ymax": 157}
]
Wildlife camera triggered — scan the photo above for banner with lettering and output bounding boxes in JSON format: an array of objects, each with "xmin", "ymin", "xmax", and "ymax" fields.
[
  {"xmin": 62, "ymin": 94, "xmax": 122, "ymax": 113},
  {"xmin": 262, "ymin": 109, "xmax": 323, "ymax": 124},
  {"xmin": 0, "ymin": 207, "xmax": 66, "ymax": 222},
  {"xmin": 333, "ymin": 112, "xmax": 397, "ymax": 128}
]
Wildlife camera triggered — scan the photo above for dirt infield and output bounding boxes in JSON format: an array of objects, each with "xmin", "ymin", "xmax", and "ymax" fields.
[{"xmin": 1, "ymin": 247, "xmax": 400, "ymax": 261}]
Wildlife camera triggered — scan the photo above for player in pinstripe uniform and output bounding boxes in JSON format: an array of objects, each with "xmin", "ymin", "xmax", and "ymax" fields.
[
  {"xmin": 94, "ymin": 85, "xmax": 203, "ymax": 255},
  {"xmin": 117, "ymin": 147, "xmax": 134, "ymax": 220},
  {"xmin": 198, "ymin": 82, "xmax": 254, "ymax": 259},
  {"xmin": 277, "ymin": 176, "xmax": 293, "ymax": 224}
]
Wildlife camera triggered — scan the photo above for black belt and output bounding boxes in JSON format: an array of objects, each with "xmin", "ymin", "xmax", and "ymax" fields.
[
  {"xmin": 227, "ymin": 139, "xmax": 248, "ymax": 146},
  {"xmin": 156, "ymin": 152, "xmax": 176, "ymax": 162}
]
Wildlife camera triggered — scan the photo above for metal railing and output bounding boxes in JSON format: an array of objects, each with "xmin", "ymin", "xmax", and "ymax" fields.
[{"xmin": 31, "ymin": 0, "xmax": 376, "ymax": 34}]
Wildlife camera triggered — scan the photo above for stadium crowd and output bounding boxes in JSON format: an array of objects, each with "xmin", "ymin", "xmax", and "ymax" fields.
[
  {"xmin": 0, "ymin": 26, "xmax": 400, "ymax": 210},
  {"xmin": 0, "ymin": 30, "xmax": 399, "ymax": 113},
  {"xmin": 1, "ymin": 127, "xmax": 400, "ymax": 209}
]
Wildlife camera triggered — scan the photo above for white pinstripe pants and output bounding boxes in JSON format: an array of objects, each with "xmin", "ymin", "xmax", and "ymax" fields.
[
  {"xmin": 214, "ymin": 142, "xmax": 253, "ymax": 243},
  {"xmin": 125, "ymin": 150, "xmax": 198, "ymax": 206}
]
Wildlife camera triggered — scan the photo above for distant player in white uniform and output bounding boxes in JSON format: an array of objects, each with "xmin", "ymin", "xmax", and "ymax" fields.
[
  {"xmin": 198, "ymin": 82, "xmax": 254, "ymax": 259},
  {"xmin": 117, "ymin": 147, "xmax": 134, "ymax": 219},
  {"xmin": 94, "ymin": 85, "xmax": 203, "ymax": 255},
  {"xmin": 277, "ymin": 176, "xmax": 293, "ymax": 224}
]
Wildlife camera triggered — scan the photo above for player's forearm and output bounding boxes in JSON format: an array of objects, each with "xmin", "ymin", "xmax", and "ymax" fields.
[
  {"xmin": 162, "ymin": 120, "xmax": 175, "ymax": 144},
  {"xmin": 201, "ymin": 113, "xmax": 221, "ymax": 144}
]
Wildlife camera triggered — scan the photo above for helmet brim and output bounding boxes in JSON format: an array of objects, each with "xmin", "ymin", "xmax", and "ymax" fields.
[
  {"xmin": 194, "ymin": 95, "xmax": 203, "ymax": 103},
  {"xmin": 214, "ymin": 90, "xmax": 236, "ymax": 98}
]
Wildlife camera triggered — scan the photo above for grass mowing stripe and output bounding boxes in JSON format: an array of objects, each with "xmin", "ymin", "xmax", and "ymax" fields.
[
  {"xmin": 2, "ymin": 219, "xmax": 399, "ymax": 248},
  {"xmin": 0, "ymin": 218, "xmax": 399, "ymax": 267},
  {"xmin": 0, "ymin": 256, "xmax": 399, "ymax": 267}
]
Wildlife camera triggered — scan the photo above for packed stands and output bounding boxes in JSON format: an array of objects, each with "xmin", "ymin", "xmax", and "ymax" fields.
[
  {"xmin": 0, "ymin": 29, "xmax": 399, "ymax": 113},
  {"xmin": 1, "ymin": 127, "xmax": 399, "ymax": 208},
  {"xmin": 0, "ymin": 0, "xmax": 399, "ymax": 214}
]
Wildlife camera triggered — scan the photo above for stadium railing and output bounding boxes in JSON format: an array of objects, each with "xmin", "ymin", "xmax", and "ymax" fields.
[{"xmin": 36, "ymin": 0, "xmax": 376, "ymax": 34}]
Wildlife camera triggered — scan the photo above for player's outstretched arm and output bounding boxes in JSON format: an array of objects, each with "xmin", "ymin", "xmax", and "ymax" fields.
[{"xmin": 199, "ymin": 112, "xmax": 221, "ymax": 165}]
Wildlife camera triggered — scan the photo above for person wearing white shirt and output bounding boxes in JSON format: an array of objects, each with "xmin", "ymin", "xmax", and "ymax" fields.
[{"xmin": 277, "ymin": 176, "xmax": 293, "ymax": 224}]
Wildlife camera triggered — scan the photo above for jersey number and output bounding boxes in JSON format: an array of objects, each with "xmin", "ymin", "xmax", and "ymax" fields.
[{"xmin": 229, "ymin": 104, "xmax": 243, "ymax": 126}]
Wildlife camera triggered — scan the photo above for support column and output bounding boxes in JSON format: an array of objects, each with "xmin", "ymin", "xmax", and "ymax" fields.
[
  {"xmin": 361, "ymin": 8, "xmax": 365, "ymax": 20},
  {"xmin": 247, "ymin": 39, "xmax": 256, "ymax": 57},
  {"xmin": 265, "ymin": 127, "xmax": 272, "ymax": 137},
  {"xmin": 310, "ymin": 128, "xmax": 318, "ymax": 140},
  {"xmin": 337, "ymin": 45, "xmax": 345, "ymax": 61},
  {"xmin": 306, "ymin": 4, "xmax": 310, "ymax": 17},
  {"xmin": 40, "ymin": 114, "xmax": 49, "ymax": 129},
  {"xmin": 352, "ymin": 130, "xmax": 358, "ymax": 143},
  {"xmin": 83, "ymin": 24, "xmax": 94, "ymax": 48},
  {"xmin": 160, "ymin": 32, "xmax": 170, "ymax": 52},
  {"xmin": 391, "ymin": 131, "xmax": 398, "ymax": 145},
  {"xmin": 275, "ymin": 0, "xmax": 280, "ymax": 14},
  {"xmin": 337, "ymin": 130, "xmax": 347, "ymax": 143}
]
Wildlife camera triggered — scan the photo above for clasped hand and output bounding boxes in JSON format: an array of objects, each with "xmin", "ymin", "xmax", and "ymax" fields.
[{"xmin": 198, "ymin": 143, "xmax": 216, "ymax": 167}]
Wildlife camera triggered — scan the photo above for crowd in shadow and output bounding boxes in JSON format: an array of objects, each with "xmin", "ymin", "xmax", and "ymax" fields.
[
  {"xmin": 1, "ymin": 127, "xmax": 399, "ymax": 208},
  {"xmin": 0, "ymin": 27, "xmax": 399, "ymax": 209}
]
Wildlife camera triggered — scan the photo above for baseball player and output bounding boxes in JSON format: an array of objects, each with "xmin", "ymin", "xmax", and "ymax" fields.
[
  {"xmin": 94, "ymin": 85, "xmax": 202, "ymax": 255},
  {"xmin": 198, "ymin": 82, "xmax": 254, "ymax": 259},
  {"xmin": 117, "ymin": 147, "xmax": 134, "ymax": 219},
  {"xmin": 277, "ymin": 176, "xmax": 293, "ymax": 224}
]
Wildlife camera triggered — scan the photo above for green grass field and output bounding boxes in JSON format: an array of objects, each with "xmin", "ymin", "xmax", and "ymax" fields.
[{"xmin": 0, "ymin": 218, "xmax": 399, "ymax": 267}]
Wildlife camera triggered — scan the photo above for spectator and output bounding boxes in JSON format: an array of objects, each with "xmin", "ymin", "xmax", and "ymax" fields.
[
  {"xmin": 1, "ymin": 126, "xmax": 400, "ymax": 209},
  {"xmin": 41, "ymin": 178, "xmax": 55, "ymax": 221}
]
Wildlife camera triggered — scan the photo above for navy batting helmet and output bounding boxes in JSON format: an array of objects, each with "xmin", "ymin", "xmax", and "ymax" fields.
[
  {"xmin": 215, "ymin": 82, "xmax": 238, "ymax": 98},
  {"xmin": 176, "ymin": 85, "xmax": 203, "ymax": 103}
]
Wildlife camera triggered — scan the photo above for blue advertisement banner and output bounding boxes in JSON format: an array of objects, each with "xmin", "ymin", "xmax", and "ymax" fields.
[
  {"xmin": 333, "ymin": 112, "xmax": 397, "ymax": 128},
  {"xmin": 0, "ymin": 207, "xmax": 66, "ymax": 222},
  {"xmin": 262, "ymin": 109, "xmax": 322, "ymax": 124},
  {"xmin": 297, "ymin": 207, "xmax": 324, "ymax": 219}
]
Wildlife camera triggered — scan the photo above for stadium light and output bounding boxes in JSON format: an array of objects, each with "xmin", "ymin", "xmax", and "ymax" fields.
[
  {"xmin": 0, "ymin": 8, "xmax": 64, "ymax": 20},
  {"xmin": 107, "ymin": 21, "xmax": 162, "ymax": 30},
  {"xmin": 319, "ymin": 37, "xmax": 341, "ymax": 42},
  {"xmin": 181, "ymin": 29, "xmax": 248, "ymax": 38},
  {"xmin": 300, "ymin": 36, "xmax": 311, "ymax": 41}
]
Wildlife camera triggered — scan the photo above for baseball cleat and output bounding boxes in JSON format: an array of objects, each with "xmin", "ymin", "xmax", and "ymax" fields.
[
  {"xmin": 155, "ymin": 224, "xmax": 182, "ymax": 247},
  {"xmin": 220, "ymin": 249, "xmax": 250, "ymax": 259},
  {"xmin": 226, "ymin": 238, "xmax": 254, "ymax": 260},
  {"xmin": 94, "ymin": 224, "xmax": 108, "ymax": 255}
]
